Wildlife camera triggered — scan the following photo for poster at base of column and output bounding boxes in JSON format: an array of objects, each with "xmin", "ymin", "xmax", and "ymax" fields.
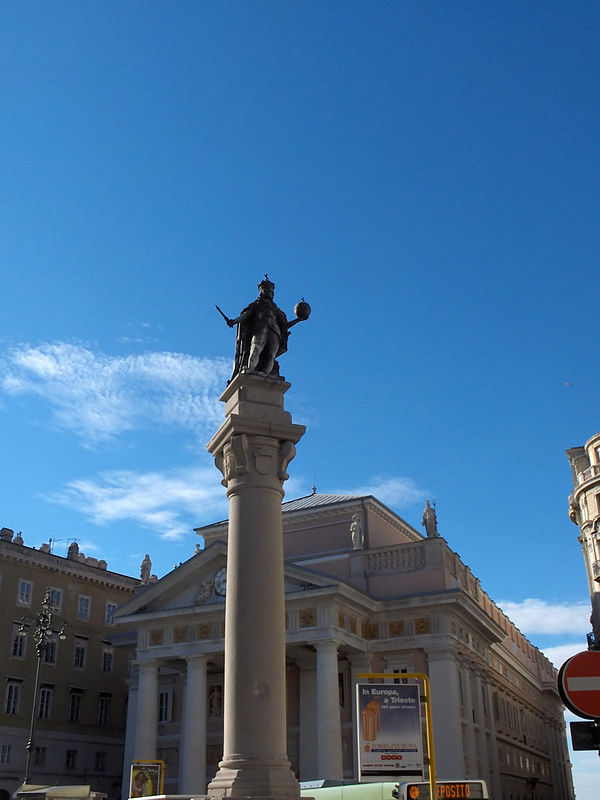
[
  {"xmin": 129, "ymin": 760, "xmax": 165, "ymax": 797},
  {"xmin": 356, "ymin": 683, "xmax": 423, "ymax": 782}
]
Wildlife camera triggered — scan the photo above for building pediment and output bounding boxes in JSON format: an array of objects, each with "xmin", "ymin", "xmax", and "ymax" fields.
[{"xmin": 116, "ymin": 541, "xmax": 229, "ymax": 620}]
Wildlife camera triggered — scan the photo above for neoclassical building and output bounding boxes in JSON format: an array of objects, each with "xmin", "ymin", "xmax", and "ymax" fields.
[
  {"xmin": 566, "ymin": 431, "xmax": 600, "ymax": 644},
  {"xmin": 116, "ymin": 494, "xmax": 573, "ymax": 800}
]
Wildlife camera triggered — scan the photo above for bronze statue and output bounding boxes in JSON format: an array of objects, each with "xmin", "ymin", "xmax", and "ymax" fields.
[{"xmin": 217, "ymin": 276, "xmax": 310, "ymax": 380}]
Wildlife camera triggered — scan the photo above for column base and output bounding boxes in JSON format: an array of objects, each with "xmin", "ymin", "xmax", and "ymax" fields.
[{"xmin": 207, "ymin": 758, "xmax": 301, "ymax": 799}]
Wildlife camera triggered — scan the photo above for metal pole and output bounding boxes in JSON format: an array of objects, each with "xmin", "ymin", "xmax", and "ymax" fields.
[
  {"xmin": 20, "ymin": 590, "xmax": 66, "ymax": 787},
  {"xmin": 23, "ymin": 643, "xmax": 43, "ymax": 784}
]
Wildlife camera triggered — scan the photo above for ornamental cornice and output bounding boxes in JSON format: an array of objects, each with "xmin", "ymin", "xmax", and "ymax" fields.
[{"xmin": 0, "ymin": 540, "xmax": 139, "ymax": 591}]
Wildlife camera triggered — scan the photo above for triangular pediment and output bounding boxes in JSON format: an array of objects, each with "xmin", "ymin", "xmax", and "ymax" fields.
[
  {"xmin": 116, "ymin": 541, "xmax": 229, "ymax": 619},
  {"xmin": 116, "ymin": 541, "xmax": 351, "ymax": 624}
]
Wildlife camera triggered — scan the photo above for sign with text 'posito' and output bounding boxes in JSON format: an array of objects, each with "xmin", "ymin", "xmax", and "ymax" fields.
[
  {"xmin": 558, "ymin": 650, "xmax": 600, "ymax": 719},
  {"xmin": 356, "ymin": 683, "xmax": 423, "ymax": 782}
]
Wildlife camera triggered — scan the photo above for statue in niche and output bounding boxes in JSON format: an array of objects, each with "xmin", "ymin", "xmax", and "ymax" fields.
[
  {"xmin": 217, "ymin": 275, "xmax": 310, "ymax": 380},
  {"xmin": 208, "ymin": 684, "xmax": 223, "ymax": 717},
  {"xmin": 422, "ymin": 500, "xmax": 439, "ymax": 537},
  {"xmin": 140, "ymin": 554, "xmax": 152, "ymax": 584},
  {"xmin": 350, "ymin": 513, "xmax": 364, "ymax": 550}
]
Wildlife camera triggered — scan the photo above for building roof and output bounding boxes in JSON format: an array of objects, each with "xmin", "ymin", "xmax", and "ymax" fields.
[{"xmin": 281, "ymin": 493, "xmax": 365, "ymax": 512}]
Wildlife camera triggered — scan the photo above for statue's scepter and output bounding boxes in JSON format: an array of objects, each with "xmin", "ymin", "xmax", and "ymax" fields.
[{"xmin": 215, "ymin": 305, "xmax": 233, "ymax": 327}]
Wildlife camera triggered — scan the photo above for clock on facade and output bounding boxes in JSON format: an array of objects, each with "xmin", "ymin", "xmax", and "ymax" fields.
[{"xmin": 213, "ymin": 566, "xmax": 227, "ymax": 596}]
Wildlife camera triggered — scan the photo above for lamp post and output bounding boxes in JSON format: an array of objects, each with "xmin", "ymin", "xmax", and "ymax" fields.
[{"xmin": 18, "ymin": 588, "xmax": 67, "ymax": 785}]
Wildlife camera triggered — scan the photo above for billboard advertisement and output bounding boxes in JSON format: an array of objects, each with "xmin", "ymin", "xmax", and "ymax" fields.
[
  {"xmin": 129, "ymin": 760, "xmax": 165, "ymax": 797},
  {"xmin": 356, "ymin": 683, "xmax": 423, "ymax": 782}
]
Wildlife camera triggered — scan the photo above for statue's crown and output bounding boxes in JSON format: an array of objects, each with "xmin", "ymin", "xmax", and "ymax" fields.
[{"xmin": 258, "ymin": 274, "xmax": 275, "ymax": 293}]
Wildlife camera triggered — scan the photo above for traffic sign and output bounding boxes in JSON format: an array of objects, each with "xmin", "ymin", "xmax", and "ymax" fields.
[
  {"xmin": 570, "ymin": 720, "xmax": 600, "ymax": 750},
  {"xmin": 558, "ymin": 650, "xmax": 600, "ymax": 719}
]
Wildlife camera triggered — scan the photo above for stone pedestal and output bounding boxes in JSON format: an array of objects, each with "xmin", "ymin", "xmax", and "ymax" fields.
[{"xmin": 206, "ymin": 372, "xmax": 305, "ymax": 800}]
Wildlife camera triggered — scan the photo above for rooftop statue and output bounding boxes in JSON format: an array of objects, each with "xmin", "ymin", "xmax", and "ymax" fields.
[
  {"xmin": 217, "ymin": 275, "xmax": 310, "ymax": 380},
  {"xmin": 422, "ymin": 500, "xmax": 439, "ymax": 538}
]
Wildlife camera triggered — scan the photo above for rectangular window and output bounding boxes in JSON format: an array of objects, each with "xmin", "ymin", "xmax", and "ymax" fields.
[
  {"xmin": 77, "ymin": 595, "xmax": 91, "ymax": 621},
  {"xmin": 95, "ymin": 751, "xmax": 106, "ymax": 772},
  {"xmin": 33, "ymin": 747, "xmax": 46, "ymax": 767},
  {"xmin": 5, "ymin": 680, "xmax": 21, "ymax": 715},
  {"xmin": 38, "ymin": 686, "xmax": 53, "ymax": 719},
  {"xmin": 11, "ymin": 624, "xmax": 26, "ymax": 658},
  {"xmin": 47, "ymin": 587, "xmax": 62, "ymax": 612},
  {"xmin": 97, "ymin": 694, "xmax": 112, "ymax": 726},
  {"xmin": 43, "ymin": 635, "xmax": 57, "ymax": 665},
  {"xmin": 158, "ymin": 689, "xmax": 172, "ymax": 723},
  {"xmin": 102, "ymin": 646, "xmax": 113, "ymax": 673},
  {"xmin": 17, "ymin": 579, "xmax": 33, "ymax": 607},
  {"xmin": 73, "ymin": 638, "xmax": 87, "ymax": 669},
  {"xmin": 69, "ymin": 690, "xmax": 83, "ymax": 723},
  {"xmin": 66, "ymin": 749, "xmax": 77, "ymax": 770},
  {"xmin": 0, "ymin": 744, "xmax": 11, "ymax": 765},
  {"xmin": 105, "ymin": 602, "xmax": 117, "ymax": 625}
]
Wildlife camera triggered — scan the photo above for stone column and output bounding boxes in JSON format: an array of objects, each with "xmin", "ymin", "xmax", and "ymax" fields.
[
  {"xmin": 426, "ymin": 649, "xmax": 464, "ymax": 779},
  {"xmin": 206, "ymin": 372, "xmax": 305, "ymax": 799},
  {"xmin": 180, "ymin": 654, "xmax": 209, "ymax": 793},
  {"xmin": 313, "ymin": 640, "xmax": 343, "ymax": 781},
  {"xmin": 121, "ymin": 674, "xmax": 139, "ymax": 800},
  {"xmin": 348, "ymin": 653, "xmax": 373, "ymax": 782},
  {"xmin": 296, "ymin": 656, "xmax": 317, "ymax": 781},
  {"xmin": 133, "ymin": 660, "xmax": 158, "ymax": 760},
  {"xmin": 481, "ymin": 680, "xmax": 502, "ymax": 800}
]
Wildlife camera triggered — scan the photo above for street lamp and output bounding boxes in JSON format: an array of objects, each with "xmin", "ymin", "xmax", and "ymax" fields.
[{"xmin": 18, "ymin": 588, "xmax": 67, "ymax": 785}]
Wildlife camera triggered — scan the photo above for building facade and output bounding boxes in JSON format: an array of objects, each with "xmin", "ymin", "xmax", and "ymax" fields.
[
  {"xmin": 0, "ymin": 530, "xmax": 139, "ymax": 800},
  {"xmin": 566, "ymin": 431, "xmax": 600, "ymax": 644},
  {"xmin": 117, "ymin": 494, "xmax": 573, "ymax": 800}
]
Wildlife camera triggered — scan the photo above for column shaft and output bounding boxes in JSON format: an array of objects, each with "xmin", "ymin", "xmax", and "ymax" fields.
[
  {"xmin": 427, "ymin": 650, "xmax": 464, "ymax": 779},
  {"xmin": 314, "ymin": 641, "xmax": 343, "ymax": 780},
  {"xmin": 206, "ymin": 373, "xmax": 305, "ymax": 800},
  {"xmin": 134, "ymin": 661, "xmax": 158, "ymax": 760},
  {"xmin": 180, "ymin": 655, "xmax": 208, "ymax": 793}
]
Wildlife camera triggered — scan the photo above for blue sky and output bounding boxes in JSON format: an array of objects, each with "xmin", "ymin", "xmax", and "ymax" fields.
[{"xmin": 1, "ymin": 3, "xmax": 599, "ymax": 795}]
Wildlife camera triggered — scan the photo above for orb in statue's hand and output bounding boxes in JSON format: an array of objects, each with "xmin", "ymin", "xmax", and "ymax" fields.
[{"xmin": 294, "ymin": 299, "xmax": 311, "ymax": 321}]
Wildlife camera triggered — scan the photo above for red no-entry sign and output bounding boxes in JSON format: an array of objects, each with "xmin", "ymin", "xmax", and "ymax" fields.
[{"xmin": 558, "ymin": 650, "xmax": 600, "ymax": 719}]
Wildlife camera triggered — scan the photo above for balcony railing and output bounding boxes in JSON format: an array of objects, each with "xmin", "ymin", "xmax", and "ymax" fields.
[
  {"xmin": 577, "ymin": 464, "xmax": 600, "ymax": 484},
  {"xmin": 577, "ymin": 464, "xmax": 600, "ymax": 485}
]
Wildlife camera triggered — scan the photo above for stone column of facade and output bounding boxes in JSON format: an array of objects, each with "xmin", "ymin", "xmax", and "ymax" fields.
[
  {"xmin": 347, "ymin": 652, "xmax": 373, "ymax": 781},
  {"xmin": 295, "ymin": 656, "xmax": 317, "ymax": 781},
  {"xmin": 460, "ymin": 662, "xmax": 478, "ymax": 777},
  {"xmin": 133, "ymin": 660, "xmax": 159, "ymax": 760},
  {"xmin": 179, "ymin": 654, "xmax": 209, "ymax": 793},
  {"xmin": 469, "ymin": 668, "xmax": 489, "ymax": 780},
  {"xmin": 121, "ymin": 674, "xmax": 140, "ymax": 800},
  {"xmin": 206, "ymin": 372, "xmax": 305, "ymax": 800},
  {"xmin": 313, "ymin": 640, "xmax": 343, "ymax": 781},
  {"xmin": 481, "ymin": 680, "xmax": 501, "ymax": 800},
  {"xmin": 426, "ymin": 649, "xmax": 464, "ymax": 779}
]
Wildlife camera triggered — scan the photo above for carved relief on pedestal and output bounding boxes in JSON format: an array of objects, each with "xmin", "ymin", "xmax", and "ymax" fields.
[{"xmin": 215, "ymin": 433, "xmax": 297, "ymax": 489}]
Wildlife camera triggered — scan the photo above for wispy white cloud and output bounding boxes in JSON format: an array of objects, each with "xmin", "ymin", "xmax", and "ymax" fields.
[
  {"xmin": 497, "ymin": 598, "xmax": 590, "ymax": 636},
  {"xmin": 336, "ymin": 476, "xmax": 428, "ymax": 508},
  {"xmin": 0, "ymin": 342, "xmax": 231, "ymax": 444},
  {"xmin": 542, "ymin": 643, "xmax": 586, "ymax": 669},
  {"xmin": 45, "ymin": 466, "xmax": 228, "ymax": 540}
]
